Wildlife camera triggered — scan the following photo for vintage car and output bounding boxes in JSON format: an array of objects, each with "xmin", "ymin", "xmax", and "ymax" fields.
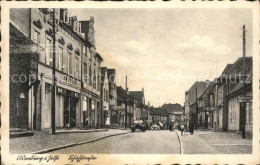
[{"xmin": 131, "ymin": 121, "xmax": 147, "ymax": 132}]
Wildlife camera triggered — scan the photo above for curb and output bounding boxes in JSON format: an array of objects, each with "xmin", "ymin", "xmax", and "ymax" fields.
[
  {"xmin": 49, "ymin": 129, "xmax": 109, "ymax": 134},
  {"xmin": 33, "ymin": 132, "xmax": 130, "ymax": 154},
  {"xmin": 175, "ymin": 130, "xmax": 184, "ymax": 154}
]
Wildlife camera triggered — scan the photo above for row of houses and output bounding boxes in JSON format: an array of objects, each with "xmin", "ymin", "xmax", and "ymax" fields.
[
  {"xmin": 9, "ymin": 8, "xmax": 150, "ymax": 131},
  {"xmin": 184, "ymin": 56, "xmax": 253, "ymax": 138}
]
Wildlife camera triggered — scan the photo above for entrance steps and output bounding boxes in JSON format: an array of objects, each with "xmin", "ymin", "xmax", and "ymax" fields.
[{"xmin": 9, "ymin": 128, "xmax": 34, "ymax": 138}]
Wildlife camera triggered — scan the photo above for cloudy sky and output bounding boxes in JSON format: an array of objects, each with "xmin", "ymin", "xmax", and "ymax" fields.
[{"xmin": 70, "ymin": 8, "xmax": 252, "ymax": 107}]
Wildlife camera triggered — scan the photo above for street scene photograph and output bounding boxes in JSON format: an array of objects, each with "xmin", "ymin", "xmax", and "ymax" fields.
[{"xmin": 7, "ymin": 6, "xmax": 255, "ymax": 157}]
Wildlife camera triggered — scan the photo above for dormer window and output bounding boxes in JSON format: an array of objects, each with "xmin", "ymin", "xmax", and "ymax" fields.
[
  {"xmin": 75, "ymin": 48, "xmax": 80, "ymax": 56},
  {"xmin": 33, "ymin": 19, "xmax": 43, "ymax": 29},
  {"xmin": 58, "ymin": 36, "xmax": 65, "ymax": 45},
  {"xmin": 67, "ymin": 43, "xmax": 73, "ymax": 50},
  {"xmin": 64, "ymin": 10, "xmax": 69, "ymax": 23},
  {"xmin": 45, "ymin": 28, "xmax": 53, "ymax": 36}
]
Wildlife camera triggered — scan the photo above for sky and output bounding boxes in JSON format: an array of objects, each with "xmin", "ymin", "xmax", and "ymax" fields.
[{"xmin": 69, "ymin": 8, "xmax": 252, "ymax": 107}]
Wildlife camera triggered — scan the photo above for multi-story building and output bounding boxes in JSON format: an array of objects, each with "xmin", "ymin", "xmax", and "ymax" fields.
[
  {"xmin": 116, "ymin": 86, "xmax": 135, "ymax": 127},
  {"xmin": 196, "ymin": 81, "xmax": 217, "ymax": 129},
  {"xmin": 225, "ymin": 57, "xmax": 252, "ymax": 138},
  {"xmin": 107, "ymin": 69, "xmax": 117, "ymax": 126},
  {"xmin": 215, "ymin": 64, "xmax": 233, "ymax": 132},
  {"xmin": 10, "ymin": 8, "xmax": 103, "ymax": 131},
  {"xmin": 148, "ymin": 107, "xmax": 168, "ymax": 129},
  {"xmin": 100, "ymin": 67, "xmax": 110, "ymax": 126},
  {"xmin": 129, "ymin": 87, "xmax": 146, "ymax": 124},
  {"xmin": 161, "ymin": 103, "xmax": 184, "ymax": 126},
  {"xmin": 184, "ymin": 81, "xmax": 208, "ymax": 129}
]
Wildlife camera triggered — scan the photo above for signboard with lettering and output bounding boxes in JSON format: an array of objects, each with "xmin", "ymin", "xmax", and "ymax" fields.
[{"xmin": 237, "ymin": 96, "xmax": 252, "ymax": 103}]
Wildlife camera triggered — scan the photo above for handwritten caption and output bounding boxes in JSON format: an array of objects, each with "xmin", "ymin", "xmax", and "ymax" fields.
[{"xmin": 16, "ymin": 155, "xmax": 97, "ymax": 163}]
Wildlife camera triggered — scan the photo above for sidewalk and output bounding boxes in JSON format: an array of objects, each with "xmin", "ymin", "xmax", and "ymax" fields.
[
  {"xmin": 196, "ymin": 130, "xmax": 252, "ymax": 154},
  {"xmin": 10, "ymin": 129, "xmax": 130, "ymax": 154},
  {"xmin": 177, "ymin": 130, "xmax": 252, "ymax": 154},
  {"xmin": 176, "ymin": 130, "xmax": 219, "ymax": 154}
]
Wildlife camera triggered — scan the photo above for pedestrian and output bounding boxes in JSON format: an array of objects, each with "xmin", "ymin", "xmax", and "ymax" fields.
[
  {"xmin": 189, "ymin": 121, "xmax": 194, "ymax": 135},
  {"xmin": 180, "ymin": 123, "xmax": 185, "ymax": 136},
  {"xmin": 169, "ymin": 123, "xmax": 173, "ymax": 132},
  {"xmin": 172, "ymin": 122, "xmax": 175, "ymax": 131}
]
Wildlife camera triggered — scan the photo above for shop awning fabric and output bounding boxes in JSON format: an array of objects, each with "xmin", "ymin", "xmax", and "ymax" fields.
[{"xmin": 10, "ymin": 23, "xmax": 44, "ymax": 54}]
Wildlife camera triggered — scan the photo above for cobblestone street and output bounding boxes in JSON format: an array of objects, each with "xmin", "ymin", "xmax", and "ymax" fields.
[
  {"xmin": 179, "ymin": 130, "xmax": 252, "ymax": 154},
  {"xmin": 196, "ymin": 131, "xmax": 252, "ymax": 154},
  {"xmin": 10, "ymin": 129, "xmax": 130, "ymax": 154}
]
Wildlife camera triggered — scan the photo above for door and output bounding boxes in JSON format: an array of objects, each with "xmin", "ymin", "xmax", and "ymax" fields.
[
  {"xmin": 64, "ymin": 95, "xmax": 70, "ymax": 127},
  {"xmin": 45, "ymin": 87, "xmax": 51, "ymax": 128}
]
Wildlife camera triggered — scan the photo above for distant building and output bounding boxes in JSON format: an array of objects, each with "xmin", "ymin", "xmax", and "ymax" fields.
[
  {"xmin": 184, "ymin": 81, "xmax": 208, "ymax": 129},
  {"xmin": 129, "ymin": 87, "xmax": 146, "ymax": 124},
  {"xmin": 116, "ymin": 86, "xmax": 135, "ymax": 127},
  {"xmin": 107, "ymin": 69, "xmax": 117, "ymax": 126},
  {"xmin": 161, "ymin": 103, "xmax": 184, "ymax": 126},
  {"xmin": 100, "ymin": 67, "xmax": 110, "ymax": 126}
]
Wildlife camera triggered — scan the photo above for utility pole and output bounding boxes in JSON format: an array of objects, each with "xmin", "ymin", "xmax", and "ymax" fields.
[
  {"xmin": 125, "ymin": 75, "xmax": 128, "ymax": 129},
  {"xmin": 195, "ymin": 86, "xmax": 198, "ymax": 129},
  {"xmin": 241, "ymin": 24, "xmax": 246, "ymax": 139},
  {"xmin": 51, "ymin": 8, "xmax": 56, "ymax": 134}
]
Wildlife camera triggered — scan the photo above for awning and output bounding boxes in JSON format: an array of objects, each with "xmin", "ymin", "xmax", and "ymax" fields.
[{"xmin": 10, "ymin": 23, "xmax": 44, "ymax": 54}]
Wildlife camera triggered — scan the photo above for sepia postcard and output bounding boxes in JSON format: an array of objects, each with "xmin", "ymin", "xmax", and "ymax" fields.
[{"xmin": 1, "ymin": 1, "xmax": 259, "ymax": 164}]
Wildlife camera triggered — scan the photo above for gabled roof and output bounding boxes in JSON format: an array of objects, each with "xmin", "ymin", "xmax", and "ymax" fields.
[
  {"xmin": 227, "ymin": 57, "xmax": 252, "ymax": 75},
  {"xmin": 107, "ymin": 69, "xmax": 116, "ymax": 83},
  {"xmin": 198, "ymin": 81, "xmax": 216, "ymax": 100},
  {"xmin": 161, "ymin": 103, "xmax": 184, "ymax": 114},
  {"xmin": 149, "ymin": 107, "xmax": 168, "ymax": 116},
  {"xmin": 129, "ymin": 91, "xmax": 143, "ymax": 106},
  {"xmin": 101, "ymin": 67, "xmax": 107, "ymax": 85}
]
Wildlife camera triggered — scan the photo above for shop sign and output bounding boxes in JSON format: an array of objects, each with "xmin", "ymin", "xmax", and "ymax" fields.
[{"xmin": 237, "ymin": 96, "xmax": 252, "ymax": 103}]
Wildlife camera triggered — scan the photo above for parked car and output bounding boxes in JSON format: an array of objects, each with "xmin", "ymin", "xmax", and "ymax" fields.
[
  {"xmin": 131, "ymin": 122, "xmax": 147, "ymax": 132},
  {"xmin": 151, "ymin": 123, "xmax": 160, "ymax": 130}
]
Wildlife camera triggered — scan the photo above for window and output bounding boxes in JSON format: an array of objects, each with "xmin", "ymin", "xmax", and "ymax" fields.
[
  {"xmin": 45, "ymin": 38, "xmax": 52, "ymax": 66},
  {"xmin": 58, "ymin": 47, "xmax": 63, "ymax": 71},
  {"xmin": 34, "ymin": 30, "xmax": 40, "ymax": 45},
  {"xmin": 75, "ymin": 57, "xmax": 79, "ymax": 79},
  {"xmin": 83, "ymin": 62, "xmax": 87, "ymax": 83},
  {"xmin": 232, "ymin": 104, "xmax": 236, "ymax": 123},
  {"xmin": 89, "ymin": 67, "xmax": 92, "ymax": 86},
  {"xmin": 64, "ymin": 10, "xmax": 69, "ymax": 23},
  {"xmin": 93, "ymin": 70, "xmax": 96, "ymax": 89},
  {"xmin": 229, "ymin": 105, "xmax": 232, "ymax": 123},
  {"xmin": 248, "ymin": 102, "xmax": 253, "ymax": 124},
  {"xmin": 83, "ymin": 46, "xmax": 87, "ymax": 57},
  {"xmin": 68, "ymin": 52, "xmax": 73, "ymax": 75},
  {"xmin": 90, "ymin": 51, "xmax": 93, "ymax": 61},
  {"xmin": 97, "ymin": 74, "xmax": 100, "ymax": 91}
]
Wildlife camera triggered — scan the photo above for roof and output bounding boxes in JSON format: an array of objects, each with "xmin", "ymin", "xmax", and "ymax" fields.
[
  {"xmin": 117, "ymin": 86, "xmax": 135, "ymax": 104},
  {"xmin": 107, "ymin": 69, "xmax": 116, "ymax": 83},
  {"xmin": 149, "ymin": 107, "xmax": 168, "ymax": 116},
  {"xmin": 227, "ymin": 57, "xmax": 252, "ymax": 75},
  {"xmin": 161, "ymin": 103, "xmax": 184, "ymax": 114},
  {"xmin": 198, "ymin": 81, "xmax": 216, "ymax": 100},
  {"xmin": 117, "ymin": 86, "xmax": 127, "ymax": 103},
  {"xmin": 95, "ymin": 52, "xmax": 103, "ymax": 62},
  {"xmin": 129, "ymin": 91, "xmax": 143, "ymax": 106},
  {"xmin": 101, "ymin": 67, "xmax": 107, "ymax": 85}
]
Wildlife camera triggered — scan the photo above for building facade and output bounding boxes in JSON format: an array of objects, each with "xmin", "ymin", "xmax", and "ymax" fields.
[
  {"xmin": 100, "ymin": 67, "xmax": 110, "ymax": 126},
  {"xmin": 10, "ymin": 8, "xmax": 104, "ymax": 131}
]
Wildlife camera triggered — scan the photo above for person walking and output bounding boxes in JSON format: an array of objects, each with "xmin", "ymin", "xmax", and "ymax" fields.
[
  {"xmin": 169, "ymin": 123, "xmax": 173, "ymax": 132},
  {"xmin": 189, "ymin": 120, "xmax": 194, "ymax": 135}
]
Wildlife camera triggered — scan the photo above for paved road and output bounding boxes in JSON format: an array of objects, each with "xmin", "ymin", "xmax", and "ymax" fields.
[{"xmin": 50, "ymin": 130, "xmax": 180, "ymax": 154}]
